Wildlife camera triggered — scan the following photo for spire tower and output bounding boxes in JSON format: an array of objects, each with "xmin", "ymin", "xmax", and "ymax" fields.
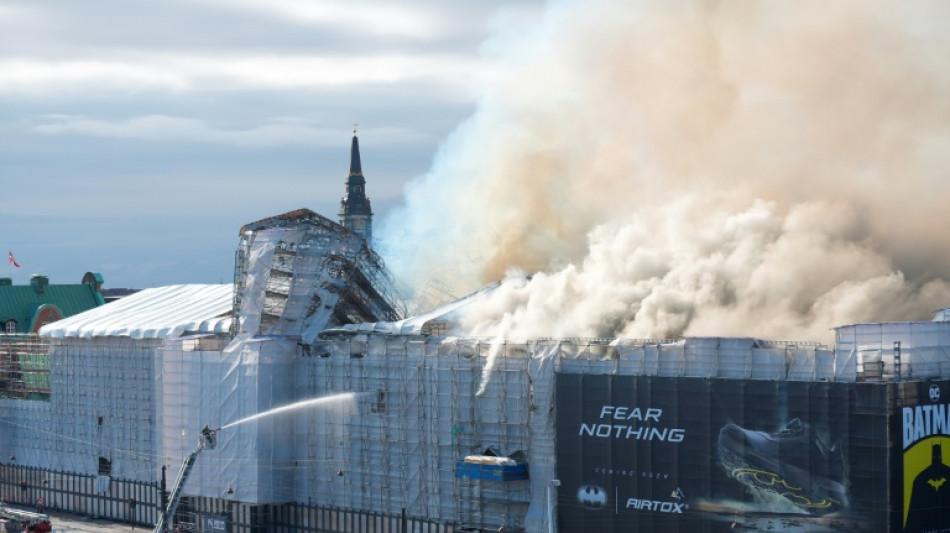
[{"xmin": 338, "ymin": 125, "xmax": 373, "ymax": 243}]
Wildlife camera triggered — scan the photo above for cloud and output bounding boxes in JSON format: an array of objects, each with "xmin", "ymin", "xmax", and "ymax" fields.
[
  {"xmin": 0, "ymin": 59, "xmax": 189, "ymax": 93},
  {"xmin": 0, "ymin": 52, "xmax": 489, "ymax": 98},
  {"xmin": 193, "ymin": 0, "xmax": 440, "ymax": 39},
  {"xmin": 0, "ymin": 1, "xmax": 534, "ymax": 99},
  {"xmin": 31, "ymin": 114, "xmax": 430, "ymax": 148}
]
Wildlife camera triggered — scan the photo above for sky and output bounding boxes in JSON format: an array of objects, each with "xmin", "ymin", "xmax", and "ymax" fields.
[
  {"xmin": 5, "ymin": 1, "xmax": 950, "ymax": 343},
  {"xmin": 0, "ymin": 0, "xmax": 540, "ymax": 289}
]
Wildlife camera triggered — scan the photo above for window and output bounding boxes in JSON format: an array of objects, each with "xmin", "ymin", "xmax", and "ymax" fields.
[
  {"xmin": 371, "ymin": 391, "xmax": 387, "ymax": 414},
  {"xmin": 4, "ymin": 320, "xmax": 16, "ymax": 334},
  {"xmin": 98, "ymin": 457, "xmax": 112, "ymax": 476}
]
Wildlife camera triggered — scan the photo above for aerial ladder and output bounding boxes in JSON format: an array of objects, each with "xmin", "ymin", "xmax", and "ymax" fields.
[{"xmin": 153, "ymin": 426, "xmax": 218, "ymax": 533}]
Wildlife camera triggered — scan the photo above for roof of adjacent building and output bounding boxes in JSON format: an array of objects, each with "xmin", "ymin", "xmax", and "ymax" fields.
[
  {"xmin": 0, "ymin": 274, "xmax": 106, "ymax": 332},
  {"xmin": 39, "ymin": 284, "xmax": 233, "ymax": 339}
]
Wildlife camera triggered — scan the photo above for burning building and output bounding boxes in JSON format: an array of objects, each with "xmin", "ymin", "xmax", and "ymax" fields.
[
  {"xmin": 3, "ymin": 245, "xmax": 950, "ymax": 532},
  {"xmin": 4, "ymin": 1, "xmax": 950, "ymax": 529}
]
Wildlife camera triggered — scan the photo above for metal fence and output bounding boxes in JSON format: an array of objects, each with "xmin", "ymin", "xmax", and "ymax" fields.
[
  {"xmin": 180, "ymin": 499, "xmax": 458, "ymax": 533},
  {"xmin": 0, "ymin": 463, "xmax": 160, "ymax": 525},
  {"xmin": 258, "ymin": 504, "xmax": 456, "ymax": 533},
  {"xmin": 1, "ymin": 464, "xmax": 458, "ymax": 533}
]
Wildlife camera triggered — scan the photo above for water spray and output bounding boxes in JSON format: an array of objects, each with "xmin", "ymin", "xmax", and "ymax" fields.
[
  {"xmin": 219, "ymin": 391, "xmax": 372, "ymax": 430},
  {"xmin": 154, "ymin": 391, "xmax": 376, "ymax": 533}
]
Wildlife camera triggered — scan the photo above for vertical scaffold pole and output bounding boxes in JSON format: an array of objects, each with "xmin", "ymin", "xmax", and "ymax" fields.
[
  {"xmin": 894, "ymin": 341, "xmax": 902, "ymax": 382},
  {"xmin": 160, "ymin": 465, "xmax": 168, "ymax": 533}
]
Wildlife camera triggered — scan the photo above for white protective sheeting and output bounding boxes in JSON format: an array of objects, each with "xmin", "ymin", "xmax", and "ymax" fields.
[
  {"xmin": 235, "ymin": 226, "xmax": 347, "ymax": 341},
  {"xmin": 161, "ymin": 335, "xmax": 298, "ymax": 504},
  {"xmin": 1, "ymin": 337, "xmax": 162, "ymax": 482},
  {"xmin": 234, "ymin": 221, "xmax": 402, "ymax": 344},
  {"xmin": 524, "ymin": 344, "xmax": 559, "ymax": 533},
  {"xmin": 835, "ymin": 320, "xmax": 950, "ymax": 379},
  {"xmin": 39, "ymin": 284, "xmax": 233, "ymax": 339},
  {"xmin": 301, "ymin": 336, "xmax": 536, "ymax": 531},
  {"xmin": 558, "ymin": 337, "xmax": 834, "ymax": 381}
]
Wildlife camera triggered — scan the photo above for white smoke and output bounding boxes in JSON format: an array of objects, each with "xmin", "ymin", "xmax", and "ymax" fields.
[{"xmin": 379, "ymin": 0, "xmax": 950, "ymax": 343}]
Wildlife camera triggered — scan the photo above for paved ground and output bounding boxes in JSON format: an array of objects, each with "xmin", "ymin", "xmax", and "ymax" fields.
[{"xmin": 48, "ymin": 510, "xmax": 140, "ymax": 532}]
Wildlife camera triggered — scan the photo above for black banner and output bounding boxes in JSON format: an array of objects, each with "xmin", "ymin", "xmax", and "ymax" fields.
[{"xmin": 555, "ymin": 374, "xmax": 891, "ymax": 532}]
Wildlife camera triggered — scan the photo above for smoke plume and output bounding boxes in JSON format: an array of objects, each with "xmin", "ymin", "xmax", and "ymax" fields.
[{"xmin": 380, "ymin": 0, "xmax": 950, "ymax": 343}]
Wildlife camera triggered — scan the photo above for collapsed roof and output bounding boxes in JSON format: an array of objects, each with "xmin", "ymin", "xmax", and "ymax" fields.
[{"xmin": 233, "ymin": 208, "xmax": 405, "ymax": 343}]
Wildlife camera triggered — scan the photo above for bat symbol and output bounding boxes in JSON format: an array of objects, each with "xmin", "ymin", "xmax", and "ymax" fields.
[{"xmin": 928, "ymin": 477, "xmax": 947, "ymax": 490}]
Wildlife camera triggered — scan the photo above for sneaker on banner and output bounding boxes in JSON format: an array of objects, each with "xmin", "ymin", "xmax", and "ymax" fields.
[{"xmin": 718, "ymin": 418, "xmax": 847, "ymax": 515}]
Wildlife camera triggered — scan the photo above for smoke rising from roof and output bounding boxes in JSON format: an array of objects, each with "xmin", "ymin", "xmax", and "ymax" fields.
[{"xmin": 379, "ymin": 0, "xmax": 950, "ymax": 343}]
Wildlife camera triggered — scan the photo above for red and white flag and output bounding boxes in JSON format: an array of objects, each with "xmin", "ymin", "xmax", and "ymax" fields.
[{"xmin": 8, "ymin": 251, "xmax": 20, "ymax": 268}]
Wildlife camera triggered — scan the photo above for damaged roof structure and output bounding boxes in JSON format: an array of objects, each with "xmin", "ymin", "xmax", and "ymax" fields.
[{"xmin": 234, "ymin": 208, "xmax": 405, "ymax": 343}]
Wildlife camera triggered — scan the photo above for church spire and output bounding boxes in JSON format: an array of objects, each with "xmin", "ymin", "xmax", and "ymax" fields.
[
  {"xmin": 349, "ymin": 124, "xmax": 362, "ymax": 176},
  {"xmin": 339, "ymin": 125, "xmax": 373, "ymax": 243}
]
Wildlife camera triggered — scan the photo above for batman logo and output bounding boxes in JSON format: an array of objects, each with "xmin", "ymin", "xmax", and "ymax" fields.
[
  {"xmin": 578, "ymin": 484, "xmax": 607, "ymax": 510},
  {"xmin": 928, "ymin": 477, "xmax": 947, "ymax": 491}
]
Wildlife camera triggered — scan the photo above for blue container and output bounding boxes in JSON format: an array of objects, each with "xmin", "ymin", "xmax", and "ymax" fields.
[{"xmin": 455, "ymin": 461, "xmax": 529, "ymax": 482}]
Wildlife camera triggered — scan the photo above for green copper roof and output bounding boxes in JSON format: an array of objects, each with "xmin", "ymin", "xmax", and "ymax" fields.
[{"xmin": 0, "ymin": 276, "xmax": 105, "ymax": 333}]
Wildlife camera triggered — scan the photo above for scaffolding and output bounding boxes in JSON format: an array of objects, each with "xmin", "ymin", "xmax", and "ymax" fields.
[
  {"xmin": 302, "ymin": 335, "xmax": 549, "ymax": 532},
  {"xmin": 0, "ymin": 336, "xmax": 160, "ymax": 488},
  {"xmin": 295, "ymin": 327, "xmax": 950, "ymax": 531},
  {"xmin": 0, "ymin": 335, "xmax": 50, "ymax": 400}
]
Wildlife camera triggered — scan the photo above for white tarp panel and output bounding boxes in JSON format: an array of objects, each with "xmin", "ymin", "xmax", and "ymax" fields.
[
  {"xmin": 161, "ymin": 334, "xmax": 298, "ymax": 504},
  {"xmin": 786, "ymin": 347, "xmax": 837, "ymax": 381},
  {"xmin": 835, "ymin": 321, "xmax": 950, "ymax": 380},
  {"xmin": 300, "ymin": 336, "xmax": 536, "ymax": 531},
  {"xmin": 1, "ymin": 337, "xmax": 161, "ymax": 481},
  {"xmin": 524, "ymin": 344, "xmax": 558, "ymax": 533},
  {"xmin": 538, "ymin": 337, "xmax": 830, "ymax": 381},
  {"xmin": 235, "ymin": 224, "xmax": 394, "ymax": 344},
  {"xmin": 39, "ymin": 284, "xmax": 232, "ymax": 339}
]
